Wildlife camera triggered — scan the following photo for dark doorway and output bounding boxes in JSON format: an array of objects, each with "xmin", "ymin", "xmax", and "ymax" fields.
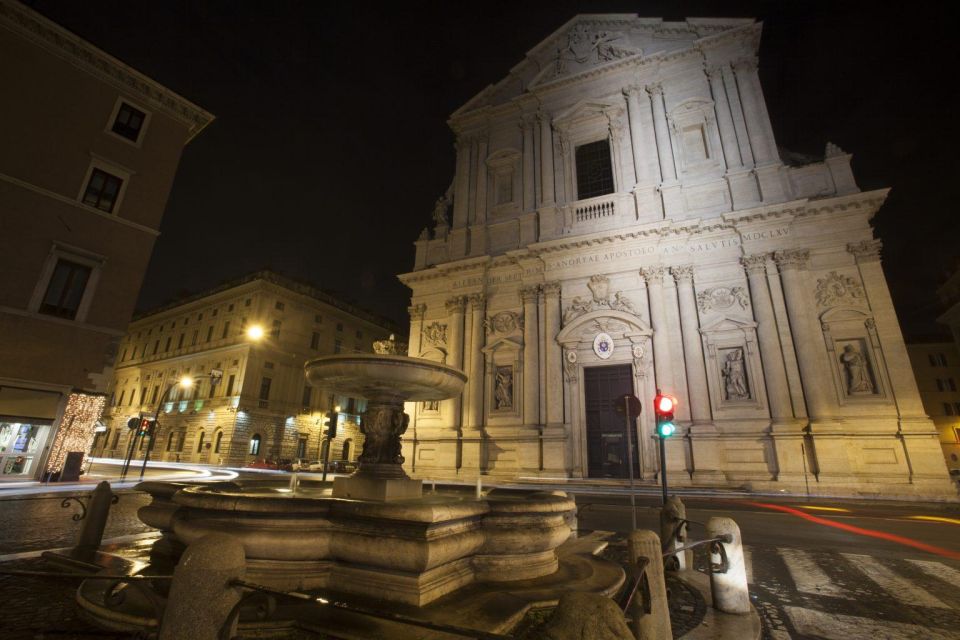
[{"xmin": 585, "ymin": 364, "xmax": 640, "ymax": 478}]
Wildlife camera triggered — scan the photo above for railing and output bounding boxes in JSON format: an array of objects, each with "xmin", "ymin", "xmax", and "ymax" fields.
[{"xmin": 574, "ymin": 195, "xmax": 616, "ymax": 222}]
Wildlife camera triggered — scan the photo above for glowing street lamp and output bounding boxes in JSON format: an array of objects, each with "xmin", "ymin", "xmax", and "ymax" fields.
[{"xmin": 246, "ymin": 325, "xmax": 265, "ymax": 341}]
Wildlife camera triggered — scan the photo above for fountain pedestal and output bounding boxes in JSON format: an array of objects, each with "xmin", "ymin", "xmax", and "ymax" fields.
[{"xmin": 305, "ymin": 352, "xmax": 465, "ymax": 502}]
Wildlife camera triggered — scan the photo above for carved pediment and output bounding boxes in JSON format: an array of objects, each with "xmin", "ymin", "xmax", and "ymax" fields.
[
  {"xmin": 563, "ymin": 275, "xmax": 641, "ymax": 325},
  {"xmin": 531, "ymin": 23, "xmax": 642, "ymax": 87},
  {"xmin": 699, "ymin": 316, "xmax": 757, "ymax": 334},
  {"xmin": 482, "ymin": 336, "xmax": 524, "ymax": 355}
]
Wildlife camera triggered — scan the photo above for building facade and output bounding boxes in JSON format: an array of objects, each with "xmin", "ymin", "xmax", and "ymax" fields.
[
  {"xmin": 0, "ymin": 1, "xmax": 212, "ymax": 481},
  {"xmin": 905, "ymin": 343, "xmax": 960, "ymax": 473},
  {"xmin": 92, "ymin": 272, "xmax": 397, "ymax": 467},
  {"xmin": 398, "ymin": 15, "xmax": 952, "ymax": 496}
]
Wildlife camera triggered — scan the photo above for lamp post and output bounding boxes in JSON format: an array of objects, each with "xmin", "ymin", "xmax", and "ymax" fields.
[{"xmin": 136, "ymin": 374, "xmax": 213, "ymax": 480}]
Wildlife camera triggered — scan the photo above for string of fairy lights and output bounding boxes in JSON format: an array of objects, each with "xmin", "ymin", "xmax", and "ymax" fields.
[{"xmin": 44, "ymin": 392, "xmax": 106, "ymax": 475}]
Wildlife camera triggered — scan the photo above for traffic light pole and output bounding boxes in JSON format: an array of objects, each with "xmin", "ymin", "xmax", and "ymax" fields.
[
  {"xmin": 658, "ymin": 433, "xmax": 668, "ymax": 505},
  {"xmin": 321, "ymin": 410, "xmax": 336, "ymax": 483}
]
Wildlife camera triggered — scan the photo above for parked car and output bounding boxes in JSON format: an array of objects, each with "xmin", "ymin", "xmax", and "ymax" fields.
[
  {"xmin": 245, "ymin": 458, "xmax": 281, "ymax": 470},
  {"xmin": 301, "ymin": 459, "xmax": 356, "ymax": 473},
  {"xmin": 290, "ymin": 459, "xmax": 317, "ymax": 472}
]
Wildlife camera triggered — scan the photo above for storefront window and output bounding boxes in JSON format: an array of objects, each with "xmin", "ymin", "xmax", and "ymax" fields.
[{"xmin": 0, "ymin": 422, "xmax": 51, "ymax": 477}]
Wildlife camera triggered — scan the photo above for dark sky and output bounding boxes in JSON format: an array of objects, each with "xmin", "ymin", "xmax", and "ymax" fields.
[{"xmin": 28, "ymin": 0, "xmax": 960, "ymax": 337}]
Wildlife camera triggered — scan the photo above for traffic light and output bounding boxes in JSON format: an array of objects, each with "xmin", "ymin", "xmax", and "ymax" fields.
[
  {"xmin": 654, "ymin": 392, "xmax": 676, "ymax": 438},
  {"xmin": 324, "ymin": 411, "xmax": 337, "ymax": 439},
  {"xmin": 138, "ymin": 418, "xmax": 155, "ymax": 437}
]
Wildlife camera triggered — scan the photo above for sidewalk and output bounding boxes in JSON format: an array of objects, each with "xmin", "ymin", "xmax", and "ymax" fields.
[{"xmin": 0, "ymin": 458, "xmax": 238, "ymax": 497}]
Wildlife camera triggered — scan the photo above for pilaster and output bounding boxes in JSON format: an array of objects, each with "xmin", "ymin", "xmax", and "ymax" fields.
[
  {"xmin": 542, "ymin": 282, "xmax": 563, "ymax": 425},
  {"xmin": 646, "ymin": 83, "xmax": 682, "ymax": 217},
  {"xmin": 520, "ymin": 286, "xmax": 540, "ymax": 426}
]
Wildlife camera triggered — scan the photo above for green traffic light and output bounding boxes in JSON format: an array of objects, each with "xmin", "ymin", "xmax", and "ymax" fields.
[{"xmin": 658, "ymin": 421, "xmax": 675, "ymax": 438}]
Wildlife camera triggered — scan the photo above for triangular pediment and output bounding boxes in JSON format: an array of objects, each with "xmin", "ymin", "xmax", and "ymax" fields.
[
  {"xmin": 700, "ymin": 316, "xmax": 757, "ymax": 334},
  {"xmin": 482, "ymin": 336, "xmax": 524, "ymax": 354},
  {"xmin": 452, "ymin": 15, "xmax": 755, "ymax": 118},
  {"xmin": 553, "ymin": 100, "xmax": 622, "ymax": 129}
]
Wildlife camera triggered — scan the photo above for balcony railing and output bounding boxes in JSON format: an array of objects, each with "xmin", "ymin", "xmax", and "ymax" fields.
[{"xmin": 574, "ymin": 194, "xmax": 616, "ymax": 222}]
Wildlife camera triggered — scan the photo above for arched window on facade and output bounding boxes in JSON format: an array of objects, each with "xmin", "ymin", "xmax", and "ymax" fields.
[
  {"xmin": 214, "ymin": 430, "xmax": 223, "ymax": 453},
  {"xmin": 342, "ymin": 439, "xmax": 352, "ymax": 462},
  {"xmin": 166, "ymin": 431, "xmax": 175, "ymax": 452},
  {"xmin": 320, "ymin": 438, "xmax": 329, "ymax": 461},
  {"xmin": 249, "ymin": 433, "xmax": 261, "ymax": 456},
  {"xmin": 176, "ymin": 430, "xmax": 186, "ymax": 452},
  {"xmin": 196, "ymin": 430, "xmax": 206, "ymax": 453}
]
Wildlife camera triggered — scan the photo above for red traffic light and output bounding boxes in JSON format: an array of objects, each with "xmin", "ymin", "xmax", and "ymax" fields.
[{"xmin": 655, "ymin": 394, "xmax": 675, "ymax": 415}]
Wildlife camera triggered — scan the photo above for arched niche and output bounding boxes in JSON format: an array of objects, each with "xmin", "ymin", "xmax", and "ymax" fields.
[{"xmin": 819, "ymin": 306, "xmax": 889, "ymax": 404}]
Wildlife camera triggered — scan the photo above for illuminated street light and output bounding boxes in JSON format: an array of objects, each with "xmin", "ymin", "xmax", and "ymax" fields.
[
  {"xmin": 246, "ymin": 325, "xmax": 265, "ymax": 341},
  {"xmin": 178, "ymin": 376, "xmax": 194, "ymax": 388}
]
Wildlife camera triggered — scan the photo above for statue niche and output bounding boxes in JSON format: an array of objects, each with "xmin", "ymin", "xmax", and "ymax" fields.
[
  {"xmin": 720, "ymin": 348, "xmax": 750, "ymax": 401},
  {"xmin": 838, "ymin": 341, "xmax": 875, "ymax": 395}
]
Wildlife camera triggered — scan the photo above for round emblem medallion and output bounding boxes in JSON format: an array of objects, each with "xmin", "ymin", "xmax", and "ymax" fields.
[{"xmin": 593, "ymin": 333, "xmax": 614, "ymax": 360}]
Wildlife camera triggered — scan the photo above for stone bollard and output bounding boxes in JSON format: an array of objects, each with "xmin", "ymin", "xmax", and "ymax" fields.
[
  {"xmin": 541, "ymin": 591, "xmax": 633, "ymax": 640},
  {"xmin": 75, "ymin": 481, "xmax": 114, "ymax": 559},
  {"xmin": 659, "ymin": 495, "xmax": 689, "ymax": 571},
  {"xmin": 159, "ymin": 534, "xmax": 246, "ymax": 640},
  {"xmin": 627, "ymin": 530, "xmax": 672, "ymax": 640},
  {"xmin": 706, "ymin": 517, "xmax": 750, "ymax": 615}
]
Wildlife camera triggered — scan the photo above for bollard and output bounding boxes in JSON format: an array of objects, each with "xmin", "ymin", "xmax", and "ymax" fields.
[
  {"xmin": 627, "ymin": 530, "xmax": 672, "ymax": 640},
  {"xmin": 659, "ymin": 495, "xmax": 689, "ymax": 571},
  {"xmin": 541, "ymin": 591, "xmax": 633, "ymax": 640},
  {"xmin": 75, "ymin": 481, "xmax": 114, "ymax": 559},
  {"xmin": 159, "ymin": 534, "xmax": 246, "ymax": 640},
  {"xmin": 706, "ymin": 517, "xmax": 750, "ymax": 614}
]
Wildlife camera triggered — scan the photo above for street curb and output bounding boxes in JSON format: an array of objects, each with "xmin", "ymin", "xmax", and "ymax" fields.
[{"xmin": 675, "ymin": 570, "xmax": 762, "ymax": 640}]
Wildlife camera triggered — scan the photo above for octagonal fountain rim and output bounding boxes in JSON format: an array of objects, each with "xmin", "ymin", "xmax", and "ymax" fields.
[{"xmin": 303, "ymin": 353, "xmax": 467, "ymax": 402}]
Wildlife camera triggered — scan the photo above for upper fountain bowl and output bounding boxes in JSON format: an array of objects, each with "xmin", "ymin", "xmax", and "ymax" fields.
[{"xmin": 304, "ymin": 354, "xmax": 466, "ymax": 403}]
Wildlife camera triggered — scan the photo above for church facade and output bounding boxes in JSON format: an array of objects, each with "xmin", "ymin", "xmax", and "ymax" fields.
[{"xmin": 398, "ymin": 15, "xmax": 952, "ymax": 496}]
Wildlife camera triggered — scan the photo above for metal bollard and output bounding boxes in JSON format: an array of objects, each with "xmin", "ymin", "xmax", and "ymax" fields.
[
  {"xmin": 159, "ymin": 533, "xmax": 246, "ymax": 640},
  {"xmin": 75, "ymin": 481, "xmax": 114, "ymax": 559},
  {"xmin": 706, "ymin": 516, "xmax": 750, "ymax": 614},
  {"xmin": 627, "ymin": 530, "xmax": 672, "ymax": 640},
  {"xmin": 659, "ymin": 495, "xmax": 689, "ymax": 571}
]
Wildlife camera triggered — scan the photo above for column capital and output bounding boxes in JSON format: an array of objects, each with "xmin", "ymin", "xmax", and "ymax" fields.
[
  {"xmin": 670, "ymin": 264, "xmax": 695, "ymax": 284},
  {"xmin": 445, "ymin": 296, "xmax": 466, "ymax": 314},
  {"xmin": 740, "ymin": 253, "xmax": 770, "ymax": 275},
  {"xmin": 623, "ymin": 84, "xmax": 644, "ymax": 98},
  {"xmin": 847, "ymin": 239, "xmax": 882, "ymax": 263},
  {"xmin": 407, "ymin": 304, "xmax": 427, "ymax": 321},
  {"xmin": 773, "ymin": 249, "xmax": 810, "ymax": 272},
  {"xmin": 640, "ymin": 266, "xmax": 666, "ymax": 284},
  {"xmin": 645, "ymin": 82, "xmax": 664, "ymax": 97},
  {"xmin": 467, "ymin": 292, "xmax": 486, "ymax": 310},
  {"xmin": 542, "ymin": 281, "xmax": 562, "ymax": 297},
  {"xmin": 704, "ymin": 64, "xmax": 724, "ymax": 80},
  {"xmin": 519, "ymin": 285, "xmax": 540, "ymax": 303},
  {"xmin": 732, "ymin": 56, "xmax": 758, "ymax": 73}
]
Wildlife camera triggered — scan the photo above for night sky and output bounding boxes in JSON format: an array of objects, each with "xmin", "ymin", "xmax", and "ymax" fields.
[{"xmin": 27, "ymin": 1, "xmax": 960, "ymax": 338}]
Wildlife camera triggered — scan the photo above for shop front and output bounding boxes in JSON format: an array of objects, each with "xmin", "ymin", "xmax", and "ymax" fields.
[{"xmin": 0, "ymin": 385, "xmax": 65, "ymax": 481}]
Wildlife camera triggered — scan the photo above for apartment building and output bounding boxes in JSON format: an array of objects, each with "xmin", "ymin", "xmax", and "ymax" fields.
[{"xmin": 906, "ymin": 343, "xmax": 960, "ymax": 472}]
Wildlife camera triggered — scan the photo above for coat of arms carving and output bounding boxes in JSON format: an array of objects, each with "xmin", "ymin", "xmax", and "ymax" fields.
[
  {"xmin": 815, "ymin": 272, "xmax": 865, "ymax": 308},
  {"xmin": 562, "ymin": 275, "xmax": 640, "ymax": 324},
  {"xmin": 696, "ymin": 287, "xmax": 749, "ymax": 314},
  {"xmin": 422, "ymin": 322, "xmax": 447, "ymax": 347},
  {"xmin": 485, "ymin": 311, "xmax": 523, "ymax": 335}
]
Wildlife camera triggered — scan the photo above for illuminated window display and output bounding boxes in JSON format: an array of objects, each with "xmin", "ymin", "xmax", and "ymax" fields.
[{"xmin": 0, "ymin": 421, "xmax": 50, "ymax": 476}]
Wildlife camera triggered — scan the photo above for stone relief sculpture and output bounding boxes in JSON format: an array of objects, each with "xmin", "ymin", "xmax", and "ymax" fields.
[
  {"xmin": 373, "ymin": 334, "xmax": 408, "ymax": 355},
  {"xmin": 562, "ymin": 274, "xmax": 640, "ymax": 324},
  {"xmin": 840, "ymin": 344, "xmax": 874, "ymax": 394},
  {"xmin": 422, "ymin": 322, "xmax": 447, "ymax": 347},
  {"xmin": 721, "ymin": 348, "xmax": 750, "ymax": 400},
  {"xmin": 494, "ymin": 366, "xmax": 514, "ymax": 410},
  {"xmin": 815, "ymin": 272, "xmax": 865, "ymax": 308},
  {"xmin": 696, "ymin": 287, "xmax": 749, "ymax": 313},
  {"xmin": 485, "ymin": 311, "xmax": 523, "ymax": 335},
  {"xmin": 552, "ymin": 24, "xmax": 638, "ymax": 78},
  {"xmin": 359, "ymin": 405, "xmax": 409, "ymax": 465},
  {"xmin": 432, "ymin": 195, "xmax": 449, "ymax": 228}
]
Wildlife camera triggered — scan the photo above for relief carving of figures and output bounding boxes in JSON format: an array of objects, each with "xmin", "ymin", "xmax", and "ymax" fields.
[
  {"xmin": 562, "ymin": 274, "xmax": 640, "ymax": 324},
  {"xmin": 373, "ymin": 334, "xmax": 408, "ymax": 355},
  {"xmin": 359, "ymin": 406, "xmax": 409, "ymax": 465},
  {"xmin": 697, "ymin": 286, "xmax": 749, "ymax": 314},
  {"xmin": 494, "ymin": 366, "xmax": 514, "ymax": 410},
  {"xmin": 840, "ymin": 344, "xmax": 874, "ymax": 394},
  {"xmin": 422, "ymin": 322, "xmax": 448, "ymax": 347},
  {"xmin": 721, "ymin": 349, "xmax": 750, "ymax": 400},
  {"xmin": 485, "ymin": 311, "xmax": 523, "ymax": 335},
  {"xmin": 815, "ymin": 272, "xmax": 865, "ymax": 308},
  {"xmin": 564, "ymin": 349, "xmax": 578, "ymax": 382}
]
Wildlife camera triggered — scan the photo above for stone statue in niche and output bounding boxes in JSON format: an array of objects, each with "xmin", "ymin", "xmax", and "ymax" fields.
[
  {"xmin": 494, "ymin": 366, "xmax": 514, "ymax": 410},
  {"xmin": 721, "ymin": 349, "xmax": 750, "ymax": 400},
  {"xmin": 840, "ymin": 344, "xmax": 874, "ymax": 394}
]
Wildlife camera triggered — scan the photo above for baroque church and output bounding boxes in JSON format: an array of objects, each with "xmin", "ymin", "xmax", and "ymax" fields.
[{"xmin": 397, "ymin": 15, "xmax": 952, "ymax": 495}]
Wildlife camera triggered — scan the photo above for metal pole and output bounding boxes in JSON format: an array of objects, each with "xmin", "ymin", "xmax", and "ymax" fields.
[
  {"xmin": 659, "ymin": 433, "xmax": 668, "ymax": 505},
  {"xmin": 321, "ymin": 412, "xmax": 334, "ymax": 483},
  {"xmin": 120, "ymin": 427, "xmax": 139, "ymax": 481},
  {"xmin": 623, "ymin": 396, "xmax": 637, "ymax": 530},
  {"xmin": 801, "ymin": 442, "xmax": 810, "ymax": 498}
]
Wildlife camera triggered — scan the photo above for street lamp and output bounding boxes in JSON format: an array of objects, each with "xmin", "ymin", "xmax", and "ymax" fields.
[{"xmin": 246, "ymin": 324, "xmax": 265, "ymax": 341}]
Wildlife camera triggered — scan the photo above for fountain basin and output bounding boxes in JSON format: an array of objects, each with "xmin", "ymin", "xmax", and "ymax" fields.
[
  {"xmin": 304, "ymin": 354, "xmax": 466, "ymax": 403},
  {"xmin": 159, "ymin": 481, "xmax": 575, "ymax": 606}
]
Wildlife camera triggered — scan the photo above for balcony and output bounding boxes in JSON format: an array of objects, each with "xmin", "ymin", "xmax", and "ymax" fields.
[{"xmin": 573, "ymin": 194, "xmax": 616, "ymax": 223}]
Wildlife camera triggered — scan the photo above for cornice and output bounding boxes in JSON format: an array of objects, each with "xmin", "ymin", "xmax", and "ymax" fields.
[{"xmin": 0, "ymin": 0, "xmax": 214, "ymax": 142}]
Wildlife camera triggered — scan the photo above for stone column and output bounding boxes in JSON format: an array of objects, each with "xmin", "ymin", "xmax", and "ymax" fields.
[
  {"xmin": 670, "ymin": 266, "xmax": 711, "ymax": 422},
  {"xmin": 640, "ymin": 267, "xmax": 674, "ymax": 391},
  {"xmin": 452, "ymin": 138, "xmax": 471, "ymax": 228},
  {"xmin": 522, "ymin": 116, "xmax": 536, "ymax": 212},
  {"xmin": 521, "ymin": 286, "xmax": 540, "ymax": 426},
  {"xmin": 741, "ymin": 255, "xmax": 792, "ymax": 421},
  {"xmin": 474, "ymin": 135, "xmax": 488, "ymax": 225},
  {"xmin": 539, "ymin": 112, "xmax": 555, "ymax": 206},
  {"xmin": 467, "ymin": 293, "xmax": 486, "ymax": 427},
  {"xmin": 773, "ymin": 250, "xmax": 832, "ymax": 420},
  {"xmin": 623, "ymin": 86, "xmax": 650, "ymax": 185},
  {"xmin": 731, "ymin": 57, "xmax": 778, "ymax": 167},
  {"xmin": 444, "ymin": 296, "xmax": 466, "ymax": 430},
  {"xmin": 705, "ymin": 65, "xmax": 742, "ymax": 170},
  {"xmin": 543, "ymin": 282, "xmax": 563, "ymax": 425},
  {"xmin": 721, "ymin": 65, "xmax": 754, "ymax": 168},
  {"xmin": 647, "ymin": 84, "xmax": 677, "ymax": 182},
  {"xmin": 406, "ymin": 304, "xmax": 426, "ymax": 357}
]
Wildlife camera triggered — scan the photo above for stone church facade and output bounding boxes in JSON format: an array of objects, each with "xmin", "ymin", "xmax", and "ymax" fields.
[{"xmin": 398, "ymin": 15, "xmax": 951, "ymax": 495}]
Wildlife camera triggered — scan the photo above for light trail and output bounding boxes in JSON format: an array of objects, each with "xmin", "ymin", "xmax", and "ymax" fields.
[
  {"xmin": 746, "ymin": 501, "xmax": 960, "ymax": 560},
  {"xmin": 798, "ymin": 505, "xmax": 850, "ymax": 513},
  {"xmin": 907, "ymin": 515, "xmax": 960, "ymax": 526}
]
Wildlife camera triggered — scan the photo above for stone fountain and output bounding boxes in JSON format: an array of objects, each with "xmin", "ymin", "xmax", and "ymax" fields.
[{"xmin": 79, "ymin": 337, "xmax": 623, "ymax": 635}]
